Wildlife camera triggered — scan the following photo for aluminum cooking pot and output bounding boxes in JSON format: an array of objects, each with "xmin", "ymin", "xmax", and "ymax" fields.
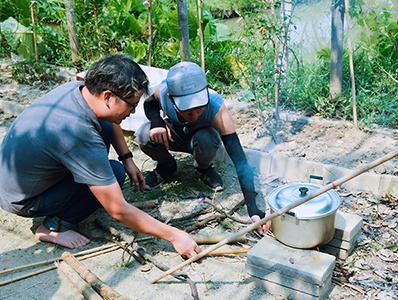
[{"xmin": 267, "ymin": 183, "xmax": 340, "ymax": 249}]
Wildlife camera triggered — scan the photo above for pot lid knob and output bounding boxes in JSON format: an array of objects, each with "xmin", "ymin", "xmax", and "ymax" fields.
[{"xmin": 299, "ymin": 187, "xmax": 309, "ymax": 196}]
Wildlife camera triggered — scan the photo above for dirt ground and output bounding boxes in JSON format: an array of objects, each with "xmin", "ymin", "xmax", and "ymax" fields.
[{"xmin": 0, "ymin": 58, "xmax": 397, "ymax": 300}]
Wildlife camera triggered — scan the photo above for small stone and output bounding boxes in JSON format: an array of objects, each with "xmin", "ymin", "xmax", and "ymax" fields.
[
  {"xmin": 388, "ymin": 221, "xmax": 397, "ymax": 229},
  {"xmin": 382, "ymin": 232, "xmax": 391, "ymax": 239}
]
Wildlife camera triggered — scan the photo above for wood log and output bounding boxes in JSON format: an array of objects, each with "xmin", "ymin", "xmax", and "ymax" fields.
[
  {"xmin": 208, "ymin": 248, "xmax": 248, "ymax": 255},
  {"xmin": 193, "ymin": 234, "xmax": 246, "ymax": 244},
  {"xmin": 56, "ymin": 261, "xmax": 102, "ymax": 300},
  {"xmin": 61, "ymin": 252, "xmax": 125, "ymax": 300}
]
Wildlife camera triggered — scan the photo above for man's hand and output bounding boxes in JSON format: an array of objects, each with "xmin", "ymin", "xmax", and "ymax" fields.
[
  {"xmin": 149, "ymin": 126, "xmax": 173, "ymax": 150},
  {"xmin": 251, "ymin": 214, "xmax": 271, "ymax": 235},
  {"xmin": 123, "ymin": 159, "xmax": 145, "ymax": 192},
  {"xmin": 169, "ymin": 229, "xmax": 201, "ymax": 258}
]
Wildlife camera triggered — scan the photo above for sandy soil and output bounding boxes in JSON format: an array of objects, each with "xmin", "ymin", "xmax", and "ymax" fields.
[{"xmin": 0, "ymin": 59, "xmax": 397, "ymax": 300}]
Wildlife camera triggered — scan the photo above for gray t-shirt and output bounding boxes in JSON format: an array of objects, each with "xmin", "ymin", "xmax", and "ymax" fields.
[{"xmin": 0, "ymin": 81, "xmax": 116, "ymax": 214}]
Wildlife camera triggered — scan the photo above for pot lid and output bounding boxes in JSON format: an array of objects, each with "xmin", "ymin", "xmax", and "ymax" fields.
[{"xmin": 267, "ymin": 183, "xmax": 340, "ymax": 219}]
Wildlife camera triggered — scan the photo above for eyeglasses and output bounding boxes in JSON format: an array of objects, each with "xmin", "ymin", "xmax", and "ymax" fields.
[{"xmin": 109, "ymin": 90, "xmax": 139, "ymax": 110}]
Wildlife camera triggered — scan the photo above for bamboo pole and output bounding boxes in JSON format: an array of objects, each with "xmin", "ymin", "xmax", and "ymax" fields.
[
  {"xmin": 0, "ymin": 245, "xmax": 120, "ymax": 287},
  {"xmin": 56, "ymin": 261, "xmax": 103, "ymax": 300},
  {"xmin": 197, "ymin": 0, "xmax": 205, "ymax": 70},
  {"xmin": 146, "ymin": 0, "xmax": 153, "ymax": 66},
  {"xmin": 344, "ymin": 0, "xmax": 358, "ymax": 128},
  {"xmin": 208, "ymin": 248, "xmax": 248, "ymax": 255},
  {"xmin": 0, "ymin": 243, "xmax": 118, "ymax": 277},
  {"xmin": 150, "ymin": 150, "xmax": 398, "ymax": 283},
  {"xmin": 29, "ymin": 0, "xmax": 38, "ymax": 62},
  {"xmin": 61, "ymin": 252, "xmax": 124, "ymax": 300},
  {"xmin": 193, "ymin": 234, "xmax": 246, "ymax": 244}
]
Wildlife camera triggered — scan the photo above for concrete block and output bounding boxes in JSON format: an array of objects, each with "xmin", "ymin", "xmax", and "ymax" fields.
[
  {"xmin": 247, "ymin": 236, "xmax": 336, "ymax": 286},
  {"xmin": 246, "ymin": 263, "xmax": 331, "ymax": 297},
  {"xmin": 334, "ymin": 211, "xmax": 363, "ymax": 241},
  {"xmin": 249, "ymin": 269, "xmax": 333, "ymax": 300},
  {"xmin": 244, "ymin": 148, "xmax": 272, "ymax": 176},
  {"xmin": 320, "ymin": 244, "xmax": 354, "ymax": 260},
  {"xmin": 378, "ymin": 174, "xmax": 398, "ymax": 196},
  {"xmin": 342, "ymin": 172, "xmax": 381, "ymax": 195},
  {"xmin": 327, "ymin": 231, "xmax": 361, "ymax": 250},
  {"xmin": 244, "ymin": 148, "xmax": 398, "ymax": 197}
]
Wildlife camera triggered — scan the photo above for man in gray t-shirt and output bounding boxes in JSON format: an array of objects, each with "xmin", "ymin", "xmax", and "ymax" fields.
[{"xmin": 0, "ymin": 55, "xmax": 201, "ymax": 257}]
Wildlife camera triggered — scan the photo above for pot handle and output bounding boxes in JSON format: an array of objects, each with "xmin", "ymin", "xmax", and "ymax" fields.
[
  {"xmin": 309, "ymin": 174, "xmax": 323, "ymax": 183},
  {"xmin": 286, "ymin": 211, "xmax": 296, "ymax": 217},
  {"xmin": 284, "ymin": 211, "xmax": 299, "ymax": 225}
]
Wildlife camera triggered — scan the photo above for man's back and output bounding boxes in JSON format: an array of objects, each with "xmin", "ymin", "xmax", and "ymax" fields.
[{"xmin": 0, "ymin": 81, "xmax": 111, "ymax": 213}]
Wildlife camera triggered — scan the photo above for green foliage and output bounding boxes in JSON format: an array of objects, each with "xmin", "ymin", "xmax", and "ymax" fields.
[
  {"xmin": 0, "ymin": 0, "xmax": 30, "ymax": 25},
  {"xmin": 1, "ymin": 0, "xmax": 398, "ymax": 129},
  {"xmin": 0, "ymin": 32, "xmax": 12, "ymax": 57}
]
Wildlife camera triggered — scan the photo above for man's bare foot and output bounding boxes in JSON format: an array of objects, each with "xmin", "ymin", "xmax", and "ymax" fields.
[{"xmin": 35, "ymin": 224, "xmax": 90, "ymax": 249}]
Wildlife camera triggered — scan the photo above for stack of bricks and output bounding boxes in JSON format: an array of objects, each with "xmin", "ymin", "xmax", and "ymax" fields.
[
  {"xmin": 320, "ymin": 211, "xmax": 363, "ymax": 260},
  {"xmin": 246, "ymin": 211, "xmax": 363, "ymax": 299},
  {"xmin": 246, "ymin": 236, "xmax": 335, "ymax": 300}
]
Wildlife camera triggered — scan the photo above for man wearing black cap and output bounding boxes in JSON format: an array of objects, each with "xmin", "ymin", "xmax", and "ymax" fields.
[{"xmin": 136, "ymin": 61, "xmax": 270, "ymax": 232}]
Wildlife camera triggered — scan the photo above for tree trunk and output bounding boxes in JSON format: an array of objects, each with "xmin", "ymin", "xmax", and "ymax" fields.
[
  {"xmin": 344, "ymin": 0, "xmax": 358, "ymax": 128},
  {"xmin": 177, "ymin": 0, "xmax": 190, "ymax": 61},
  {"xmin": 271, "ymin": 0, "xmax": 280, "ymax": 120},
  {"xmin": 330, "ymin": 0, "xmax": 344, "ymax": 100},
  {"xmin": 279, "ymin": 0, "xmax": 294, "ymax": 86},
  {"xmin": 64, "ymin": 0, "xmax": 79, "ymax": 64}
]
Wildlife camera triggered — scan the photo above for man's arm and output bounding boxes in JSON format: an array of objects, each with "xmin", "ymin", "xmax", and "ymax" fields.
[
  {"xmin": 89, "ymin": 182, "xmax": 201, "ymax": 257},
  {"xmin": 111, "ymin": 124, "xmax": 145, "ymax": 191},
  {"xmin": 212, "ymin": 104, "xmax": 265, "ymax": 218},
  {"xmin": 143, "ymin": 90, "xmax": 173, "ymax": 149}
]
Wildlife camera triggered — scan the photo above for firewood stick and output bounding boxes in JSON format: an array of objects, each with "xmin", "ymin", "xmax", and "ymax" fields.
[
  {"xmin": 0, "ymin": 245, "xmax": 120, "ymax": 287},
  {"xmin": 150, "ymin": 150, "xmax": 398, "ymax": 283},
  {"xmin": 208, "ymin": 248, "xmax": 248, "ymax": 255},
  {"xmin": 132, "ymin": 200, "xmax": 159, "ymax": 209},
  {"xmin": 61, "ymin": 252, "xmax": 125, "ymax": 300},
  {"xmin": 193, "ymin": 234, "xmax": 246, "ymax": 244},
  {"xmin": 56, "ymin": 261, "xmax": 103, "ymax": 300}
]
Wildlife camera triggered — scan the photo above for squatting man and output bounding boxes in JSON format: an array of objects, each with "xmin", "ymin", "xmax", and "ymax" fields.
[
  {"xmin": 136, "ymin": 61, "xmax": 270, "ymax": 233},
  {"xmin": 0, "ymin": 55, "xmax": 200, "ymax": 257}
]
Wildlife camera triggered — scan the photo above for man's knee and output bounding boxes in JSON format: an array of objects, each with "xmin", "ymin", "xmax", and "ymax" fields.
[
  {"xmin": 191, "ymin": 128, "xmax": 221, "ymax": 156},
  {"xmin": 109, "ymin": 160, "xmax": 126, "ymax": 187}
]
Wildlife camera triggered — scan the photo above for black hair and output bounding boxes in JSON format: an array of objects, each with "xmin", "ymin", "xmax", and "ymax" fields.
[{"xmin": 85, "ymin": 54, "xmax": 149, "ymax": 99}]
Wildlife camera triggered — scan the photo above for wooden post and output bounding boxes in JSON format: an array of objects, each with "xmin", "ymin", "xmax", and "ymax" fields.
[
  {"xmin": 30, "ymin": 0, "xmax": 38, "ymax": 62},
  {"xmin": 146, "ymin": 0, "xmax": 153, "ymax": 66},
  {"xmin": 64, "ymin": 0, "xmax": 79, "ymax": 64},
  {"xmin": 197, "ymin": 0, "xmax": 205, "ymax": 70},
  {"xmin": 344, "ymin": 0, "xmax": 358, "ymax": 128},
  {"xmin": 177, "ymin": 0, "xmax": 190, "ymax": 61},
  {"xmin": 330, "ymin": 0, "xmax": 345, "ymax": 100}
]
